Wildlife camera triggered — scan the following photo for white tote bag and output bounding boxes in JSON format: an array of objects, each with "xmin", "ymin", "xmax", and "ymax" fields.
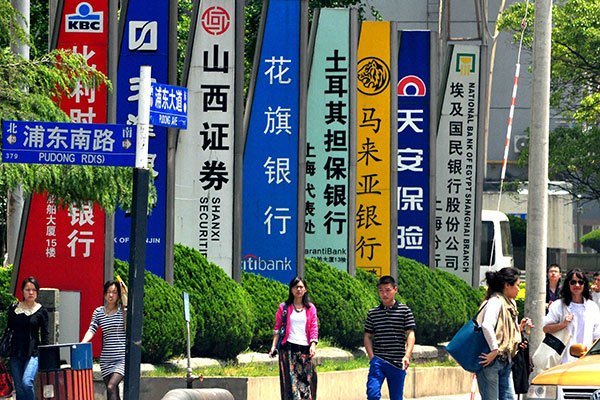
[{"xmin": 532, "ymin": 304, "xmax": 571, "ymax": 370}]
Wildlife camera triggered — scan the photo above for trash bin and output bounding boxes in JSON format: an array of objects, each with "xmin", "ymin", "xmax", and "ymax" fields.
[{"xmin": 37, "ymin": 343, "xmax": 94, "ymax": 400}]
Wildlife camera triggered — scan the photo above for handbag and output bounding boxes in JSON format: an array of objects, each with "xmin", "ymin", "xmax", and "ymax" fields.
[
  {"xmin": 0, "ymin": 327, "xmax": 13, "ymax": 359},
  {"xmin": 446, "ymin": 302, "xmax": 489, "ymax": 373},
  {"xmin": 532, "ymin": 303, "xmax": 571, "ymax": 371},
  {"xmin": 512, "ymin": 337, "xmax": 533, "ymax": 394},
  {"xmin": 0, "ymin": 360, "xmax": 13, "ymax": 397},
  {"xmin": 275, "ymin": 304, "xmax": 289, "ymax": 351},
  {"xmin": 532, "ymin": 329, "xmax": 570, "ymax": 370}
]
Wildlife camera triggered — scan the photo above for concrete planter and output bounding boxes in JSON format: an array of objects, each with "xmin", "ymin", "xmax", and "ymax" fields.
[{"xmin": 93, "ymin": 366, "xmax": 473, "ymax": 400}]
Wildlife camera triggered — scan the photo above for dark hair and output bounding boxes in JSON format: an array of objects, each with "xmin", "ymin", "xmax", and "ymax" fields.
[
  {"xmin": 560, "ymin": 268, "xmax": 591, "ymax": 305},
  {"xmin": 594, "ymin": 271, "xmax": 600, "ymax": 279},
  {"xmin": 484, "ymin": 267, "xmax": 520, "ymax": 299},
  {"xmin": 21, "ymin": 276, "xmax": 40, "ymax": 292},
  {"xmin": 285, "ymin": 276, "xmax": 310, "ymax": 308},
  {"xmin": 547, "ymin": 263, "xmax": 561, "ymax": 273},
  {"xmin": 377, "ymin": 275, "xmax": 397, "ymax": 287},
  {"xmin": 103, "ymin": 280, "xmax": 123, "ymax": 304}
]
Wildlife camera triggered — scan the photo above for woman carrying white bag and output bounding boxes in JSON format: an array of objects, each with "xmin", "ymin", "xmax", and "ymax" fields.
[{"xmin": 542, "ymin": 268, "xmax": 600, "ymax": 366}]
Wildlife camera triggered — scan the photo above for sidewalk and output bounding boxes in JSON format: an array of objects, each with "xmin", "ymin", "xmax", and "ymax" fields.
[{"xmin": 407, "ymin": 394, "xmax": 480, "ymax": 400}]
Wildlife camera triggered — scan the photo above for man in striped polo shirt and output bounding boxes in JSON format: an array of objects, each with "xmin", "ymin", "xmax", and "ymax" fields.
[{"xmin": 364, "ymin": 275, "xmax": 416, "ymax": 400}]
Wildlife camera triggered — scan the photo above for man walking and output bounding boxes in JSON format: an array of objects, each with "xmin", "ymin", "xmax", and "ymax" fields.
[{"xmin": 364, "ymin": 275, "xmax": 416, "ymax": 400}]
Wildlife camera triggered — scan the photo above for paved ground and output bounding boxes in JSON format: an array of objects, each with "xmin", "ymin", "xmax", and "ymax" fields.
[{"xmin": 407, "ymin": 394, "xmax": 481, "ymax": 400}]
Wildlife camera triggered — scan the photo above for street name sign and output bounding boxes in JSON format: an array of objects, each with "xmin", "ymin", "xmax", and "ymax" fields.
[
  {"xmin": 2, "ymin": 120, "xmax": 136, "ymax": 166},
  {"xmin": 149, "ymin": 82, "xmax": 188, "ymax": 129}
]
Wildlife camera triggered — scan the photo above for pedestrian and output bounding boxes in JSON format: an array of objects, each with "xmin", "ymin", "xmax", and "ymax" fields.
[
  {"xmin": 82, "ymin": 279, "xmax": 128, "ymax": 400},
  {"xmin": 591, "ymin": 271, "xmax": 600, "ymax": 310},
  {"xmin": 543, "ymin": 268, "xmax": 600, "ymax": 365},
  {"xmin": 364, "ymin": 275, "xmax": 415, "ymax": 400},
  {"xmin": 476, "ymin": 267, "xmax": 533, "ymax": 400},
  {"xmin": 268, "ymin": 276, "xmax": 318, "ymax": 400},
  {"xmin": 545, "ymin": 263, "xmax": 561, "ymax": 311},
  {"xmin": 7, "ymin": 276, "xmax": 50, "ymax": 400}
]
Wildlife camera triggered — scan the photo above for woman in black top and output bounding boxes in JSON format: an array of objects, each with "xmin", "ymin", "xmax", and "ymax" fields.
[{"xmin": 7, "ymin": 276, "xmax": 49, "ymax": 400}]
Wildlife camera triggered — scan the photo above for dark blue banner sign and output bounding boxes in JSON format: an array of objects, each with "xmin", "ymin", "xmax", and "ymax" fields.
[
  {"xmin": 396, "ymin": 31, "xmax": 430, "ymax": 265},
  {"xmin": 149, "ymin": 82, "xmax": 188, "ymax": 129},
  {"xmin": 241, "ymin": 0, "xmax": 301, "ymax": 283},
  {"xmin": 115, "ymin": 0, "xmax": 170, "ymax": 277},
  {"xmin": 2, "ymin": 120, "xmax": 135, "ymax": 166}
]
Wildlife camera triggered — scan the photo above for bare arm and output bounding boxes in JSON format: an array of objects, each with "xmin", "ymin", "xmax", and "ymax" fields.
[
  {"xmin": 81, "ymin": 329, "xmax": 95, "ymax": 343},
  {"xmin": 402, "ymin": 330, "xmax": 415, "ymax": 370},
  {"xmin": 364, "ymin": 332, "xmax": 374, "ymax": 360}
]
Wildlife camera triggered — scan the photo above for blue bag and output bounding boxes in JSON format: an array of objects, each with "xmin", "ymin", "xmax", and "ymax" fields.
[{"xmin": 445, "ymin": 303, "xmax": 489, "ymax": 373}]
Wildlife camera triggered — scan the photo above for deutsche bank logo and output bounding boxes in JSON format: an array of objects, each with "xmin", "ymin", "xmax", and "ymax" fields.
[
  {"xmin": 129, "ymin": 21, "xmax": 158, "ymax": 51},
  {"xmin": 65, "ymin": 2, "xmax": 103, "ymax": 33}
]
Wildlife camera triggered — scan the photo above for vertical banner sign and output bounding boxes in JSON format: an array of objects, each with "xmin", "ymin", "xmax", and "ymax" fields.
[
  {"xmin": 435, "ymin": 45, "xmax": 480, "ymax": 283},
  {"xmin": 356, "ymin": 22, "xmax": 392, "ymax": 277},
  {"xmin": 241, "ymin": 0, "xmax": 301, "ymax": 283},
  {"xmin": 304, "ymin": 9, "xmax": 351, "ymax": 271},
  {"xmin": 174, "ymin": 0, "xmax": 236, "ymax": 275},
  {"xmin": 115, "ymin": 0, "xmax": 170, "ymax": 277},
  {"xmin": 17, "ymin": 0, "xmax": 109, "ymax": 356},
  {"xmin": 396, "ymin": 31, "xmax": 430, "ymax": 265}
]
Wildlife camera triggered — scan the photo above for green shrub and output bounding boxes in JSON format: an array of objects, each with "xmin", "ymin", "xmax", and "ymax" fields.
[
  {"xmin": 241, "ymin": 272, "xmax": 287, "ymax": 350},
  {"xmin": 173, "ymin": 245, "xmax": 254, "ymax": 359},
  {"xmin": 115, "ymin": 260, "xmax": 196, "ymax": 363},
  {"xmin": 580, "ymin": 228, "xmax": 600, "ymax": 252},
  {"xmin": 0, "ymin": 266, "xmax": 16, "ymax": 331},
  {"xmin": 305, "ymin": 259, "xmax": 379, "ymax": 348},
  {"xmin": 396, "ymin": 257, "xmax": 482, "ymax": 345}
]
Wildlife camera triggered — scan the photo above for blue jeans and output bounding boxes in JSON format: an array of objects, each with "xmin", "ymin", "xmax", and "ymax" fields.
[
  {"xmin": 476, "ymin": 358, "xmax": 515, "ymax": 400},
  {"xmin": 366, "ymin": 356, "xmax": 406, "ymax": 400},
  {"xmin": 10, "ymin": 356, "xmax": 38, "ymax": 400}
]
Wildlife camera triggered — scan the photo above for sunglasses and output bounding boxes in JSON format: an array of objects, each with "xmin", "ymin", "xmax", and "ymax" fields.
[{"xmin": 569, "ymin": 279, "xmax": 585, "ymax": 286}]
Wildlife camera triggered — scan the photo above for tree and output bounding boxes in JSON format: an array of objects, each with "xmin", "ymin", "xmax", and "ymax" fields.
[
  {"xmin": 0, "ymin": 1, "xmax": 133, "ymax": 212},
  {"xmin": 498, "ymin": 0, "xmax": 600, "ymax": 203}
]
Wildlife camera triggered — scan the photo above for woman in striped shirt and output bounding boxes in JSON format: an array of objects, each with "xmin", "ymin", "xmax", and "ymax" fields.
[{"xmin": 82, "ymin": 280, "xmax": 127, "ymax": 400}]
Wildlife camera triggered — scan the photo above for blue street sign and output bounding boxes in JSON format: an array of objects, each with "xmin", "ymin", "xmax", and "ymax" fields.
[
  {"xmin": 149, "ymin": 82, "xmax": 188, "ymax": 129},
  {"xmin": 2, "ymin": 120, "xmax": 136, "ymax": 167}
]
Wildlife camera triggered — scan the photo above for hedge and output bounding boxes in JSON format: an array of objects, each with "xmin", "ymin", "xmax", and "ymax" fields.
[
  {"xmin": 173, "ymin": 244, "xmax": 254, "ymax": 359},
  {"xmin": 114, "ymin": 260, "xmax": 197, "ymax": 363},
  {"xmin": 305, "ymin": 259, "xmax": 379, "ymax": 348},
  {"xmin": 240, "ymin": 271, "xmax": 287, "ymax": 350}
]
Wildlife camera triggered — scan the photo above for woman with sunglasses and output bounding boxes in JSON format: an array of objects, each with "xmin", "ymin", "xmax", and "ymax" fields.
[{"xmin": 543, "ymin": 268, "xmax": 600, "ymax": 364}]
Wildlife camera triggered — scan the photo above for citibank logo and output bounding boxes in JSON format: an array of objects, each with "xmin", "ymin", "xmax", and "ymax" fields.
[
  {"xmin": 241, "ymin": 254, "xmax": 292, "ymax": 271},
  {"xmin": 129, "ymin": 21, "xmax": 158, "ymax": 51},
  {"xmin": 65, "ymin": 2, "xmax": 103, "ymax": 33},
  {"xmin": 397, "ymin": 75, "xmax": 426, "ymax": 97}
]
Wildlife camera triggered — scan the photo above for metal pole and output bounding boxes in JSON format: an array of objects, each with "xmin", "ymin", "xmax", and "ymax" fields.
[
  {"xmin": 124, "ymin": 65, "xmax": 152, "ymax": 400},
  {"xmin": 6, "ymin": 0, "xmax": 29, "ymax": 265},
  {"xmin": 525, "ymin": 0, "xmax": 552, "ymax": 374}
]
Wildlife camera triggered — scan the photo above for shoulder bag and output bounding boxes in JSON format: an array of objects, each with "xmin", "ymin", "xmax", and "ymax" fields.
[
  {"xmin": 0, "ymin": 327, "xmax": 13, "ymax": 359},
  {"xmin": 532, "ymin": 303, "xmax": 571, "ymax": 371},
  {"xmin": 445, "ymin": 302, "xmax": 489, "ymax": 373},
  {"xmin": 275, "ymin": 304, "xmax": 289, "ymax": 351},
  {"xmin": 0, "ymin": 360, "xmax": 13, "ymax": 397}
]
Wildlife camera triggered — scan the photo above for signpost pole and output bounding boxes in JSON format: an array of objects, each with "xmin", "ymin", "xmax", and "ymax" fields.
[{"xmin": 124, "ymin": 65, "xmax": 151, "ymax": 400}]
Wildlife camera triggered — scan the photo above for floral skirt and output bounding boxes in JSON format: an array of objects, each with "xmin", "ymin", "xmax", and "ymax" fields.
[{"xmin": 278, "ymin": 342, "xmax": 317, "ymax": 400}]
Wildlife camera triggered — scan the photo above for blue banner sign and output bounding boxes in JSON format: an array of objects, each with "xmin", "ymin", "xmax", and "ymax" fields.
[
  {"xmin": 2, "ymin": 120, "xmax": 135, "ymax": 166},
  {"xmin": 149, "ymin": 82, "xmax": 188, "ymax": 129},
  {"xmin": 396, "ymin": 31, "xmax": 431, "ymax": 266},
  {"xmin": 241, "ymin": 0, "xmax": 301, "ymax": 283},
  {"xmin": 114, "ymin": 0, "xmax": 170, "ymax": 277}
]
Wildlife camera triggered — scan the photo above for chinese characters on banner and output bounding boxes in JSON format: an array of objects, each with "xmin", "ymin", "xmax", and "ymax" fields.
[
  {"xmin": 304, "ymin": 9, "xmax": 352, "ymax": 271},
  {"xmin": 356, "ymin": 22, "xmax": 393, "ymax": 277},
  {"xmin": 17, "ymin": 0, "xmax": 109, "ymax": 356},
  {"xmin": 241, "ymin": 0, "xmax": 302, "ymax": 283},
  {"xmin": 175, "ymin": 0, "xmax": 236, "ymax": 275},
  {"xmin": 115, "ymin": 0, "xmax": 170, "ymax": 277},
  {"xmin": 396, "ymin": 31, "xmax": 431, "ymax": 266},
  {"xmin": 435, "ymin": 45, "xmax": 481, "ymax": 283}
]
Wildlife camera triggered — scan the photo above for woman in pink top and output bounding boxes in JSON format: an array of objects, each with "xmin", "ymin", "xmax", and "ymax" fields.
[{"xmin": 269, "ymin": 276, "xmax": 319, "ymax": 400}]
